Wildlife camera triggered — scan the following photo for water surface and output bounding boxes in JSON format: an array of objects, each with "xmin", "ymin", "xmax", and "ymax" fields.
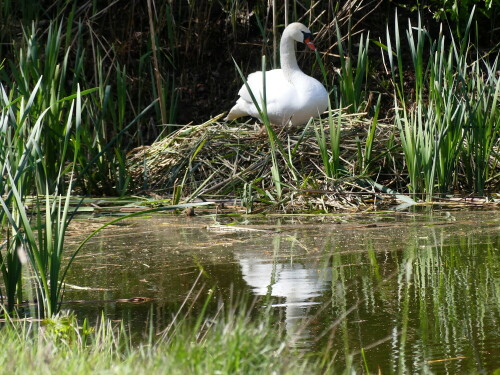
[{"xmin": 65, "ymin": 210, "xmax": 500, "ymax": 374}]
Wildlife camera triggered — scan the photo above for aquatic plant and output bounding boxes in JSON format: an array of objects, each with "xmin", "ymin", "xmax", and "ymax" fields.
[
  {"xmin": 0, "ymin": 11, "xmax": 164, "ymax": 196},
  {"xmin": 385, "ymin": 9, "xmax": 499, "ymax": 199},
  {"xmin": 0, "ymin": 78, "xmax": 213, "ymax": 317},
  {"xmin": 0, "ymin": 79, "xmax": 82, "ymax": 316},
  {"xmin": 334, "ymin": 20, "xmax": 370, "ymax": 114}
]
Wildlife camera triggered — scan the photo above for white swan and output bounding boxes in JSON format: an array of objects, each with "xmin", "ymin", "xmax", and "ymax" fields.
[{"xmin": 225, "ymin": 22, "xmax": 328, "ymax": 126}]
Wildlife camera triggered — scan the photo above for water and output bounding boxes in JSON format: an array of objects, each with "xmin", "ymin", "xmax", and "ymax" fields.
[{"xmin": 65, "ymin": 210, "xmax": 500, "ymax": 374}]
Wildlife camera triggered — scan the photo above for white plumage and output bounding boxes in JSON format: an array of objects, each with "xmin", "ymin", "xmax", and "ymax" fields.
[{"xmin": 226, "ymin": 22, "xmax": 328, "ymax": 126}]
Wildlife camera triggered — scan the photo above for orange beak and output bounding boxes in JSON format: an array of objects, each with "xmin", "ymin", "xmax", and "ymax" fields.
[{"xmin": 304, "ymin": 37, "xmax": 316, "ymax": 51}]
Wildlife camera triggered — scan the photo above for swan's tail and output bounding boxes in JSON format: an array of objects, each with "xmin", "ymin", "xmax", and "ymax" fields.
[{"xmin": 224, "ymin": 102, "xmax": 247, "ymax": 121}]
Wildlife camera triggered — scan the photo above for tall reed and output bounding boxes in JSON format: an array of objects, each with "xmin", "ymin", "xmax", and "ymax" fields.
[
  {"xmin": 314, "ymin": 101, "xmax": 342, "ymax": 179},
  {"xmin": 0, "ymin": 78, "xmax": 81, "ymax": 316},
  {"xmin": 334, "ymin": 20, "xmax": 370, "ymax": 114},
  {"xmin": 0, "ymin": 10, "xmax": 168, "ymax": 196},
  {"xmin": 385, "ymin": 9, "xmax": 499, "ymax": 198},
  {"xmin": 0, "ymin": 74, "xmax": 214, "ymax": 316}
]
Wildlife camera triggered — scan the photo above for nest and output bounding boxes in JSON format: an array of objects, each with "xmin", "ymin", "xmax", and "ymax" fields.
[{"xmin": 126, "ymin": 111, "xmax": 404, "ymax": 211}]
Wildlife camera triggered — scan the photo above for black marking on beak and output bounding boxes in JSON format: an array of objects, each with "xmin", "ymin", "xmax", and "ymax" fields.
[
  {"xmin": 301, "ymin": 31, "xmax": 316, "ymax": 50},
  {"xmin": 301, "ymin": 31, "xmax": 313, "ymax": 43}
]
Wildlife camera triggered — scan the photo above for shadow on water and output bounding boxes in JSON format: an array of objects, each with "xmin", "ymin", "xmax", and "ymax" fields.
[{"xmin": 64, "ymin": 210, "xmax": 499, "ymax": 374}]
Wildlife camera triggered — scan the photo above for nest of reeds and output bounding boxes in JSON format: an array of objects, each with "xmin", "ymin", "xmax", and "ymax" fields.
[{"xmin": 126, "ymin": 112, "xmax": 405, "ymax": 211}]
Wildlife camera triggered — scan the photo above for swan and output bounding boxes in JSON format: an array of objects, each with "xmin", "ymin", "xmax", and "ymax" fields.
[{"xmin": 225, "ymin": 22, "xmax": 328, "ymax": 126}]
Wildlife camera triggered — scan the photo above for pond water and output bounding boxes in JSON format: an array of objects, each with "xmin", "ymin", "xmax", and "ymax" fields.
[{"xmin": 65, "ymin": 209, "xmax": 499, "ymax": 374}]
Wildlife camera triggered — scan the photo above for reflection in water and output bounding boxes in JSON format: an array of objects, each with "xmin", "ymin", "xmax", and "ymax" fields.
[
  {"xmin": 235, "ymin": 236, "xmax": 331, "ymax": 343},
  {"xmin": 65, "ymin": 211, "xmax": 500, "ymax": 374}
]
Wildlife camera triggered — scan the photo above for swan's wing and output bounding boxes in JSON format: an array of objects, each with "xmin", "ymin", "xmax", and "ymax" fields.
[
  {"xmin": 228, "ymin": 68, "xmax": 328, "ymax": 125},
  {"xmin": 238, "ymin": 70, "xmax": 294, "ymax": 106},
  {"xmin": 231, "ymin": 69, "xmax": 300, "ymax": 124}
]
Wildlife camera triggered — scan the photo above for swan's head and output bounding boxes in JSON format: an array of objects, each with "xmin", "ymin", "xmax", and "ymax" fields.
[{"xmin": 284, "ymin": 22, "xmax": 316, "ymax": 51}]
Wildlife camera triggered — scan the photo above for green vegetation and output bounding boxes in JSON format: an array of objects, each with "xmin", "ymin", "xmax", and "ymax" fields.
[
  {"xmin": 0, "ymin": 308, "xmax": 311, "ymax": 375},
  {"xmin": 0, "ymin": 75, "xmax": 210, "ymax": 317},
  {"xmin": 0, "ymin": 1, "xmax": 497, "ymax": 203},
  {"xmin": 0, "ymin": 0, "xmax": 499, "ymax": 372},
  {"xmin": 0, "ymin": 76, "xmax": 83, "ymax": 316},
  {"xmin": 386, "ymin": 10, "xmax": 499, "ymax": 198}
]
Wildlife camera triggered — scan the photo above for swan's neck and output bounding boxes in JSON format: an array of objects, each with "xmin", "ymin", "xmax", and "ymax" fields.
[{"xmin": 280, "ymin": 33, "xmax": 304, "ymax": 82}]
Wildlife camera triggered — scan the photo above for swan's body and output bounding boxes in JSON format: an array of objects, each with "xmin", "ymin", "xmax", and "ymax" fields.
[{"xmin": 225, "ymin": 22, "xmax": 328, "ymax": 126}]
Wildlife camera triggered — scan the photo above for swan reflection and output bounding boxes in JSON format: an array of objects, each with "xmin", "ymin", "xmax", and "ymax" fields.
[{"xmin": 235, "ymin": 239, "xmax": 331, "ymax": 343}]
